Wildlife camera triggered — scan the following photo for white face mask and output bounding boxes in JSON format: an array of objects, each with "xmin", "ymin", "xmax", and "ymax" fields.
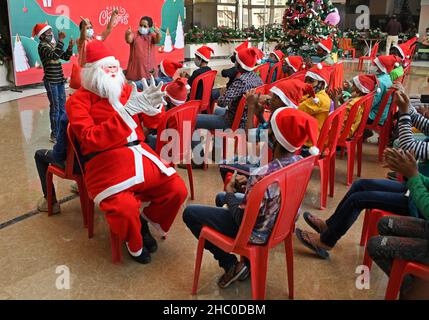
[
  {"xmin": 86, "ymin": 28, "xmax": 94, "ymax": 38},
  {"xmin": 139, "ymin": 27, "xmax": 150, "ymax": 35}
]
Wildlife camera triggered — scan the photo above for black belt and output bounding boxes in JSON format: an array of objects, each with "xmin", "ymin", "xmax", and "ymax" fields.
[{"xmin": 82, "ymin": 140, "xmax": 141, "ymax": 163}]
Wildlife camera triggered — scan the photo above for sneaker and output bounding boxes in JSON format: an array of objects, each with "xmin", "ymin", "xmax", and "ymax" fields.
[
  {"xmin": 37, "ymin": 197, "xmax": 60, "ymax": 214},
  {"xmin": 126, "ymin": 244, "xmax": 151, "ymax": 264},
  {"xmin": 140, "ymin": 216, "xmax": 158, "ymax": 253},
  {"xmin": 70, "ymin": 182, "xmax": 79, "ymax": 194},
  {"xmin": 217, "ymin": 261, "xmax": 250, "ymax": 289},
  {"xmin": 49, "ymin": 133, "xmax": 56, "ymax": 144}
]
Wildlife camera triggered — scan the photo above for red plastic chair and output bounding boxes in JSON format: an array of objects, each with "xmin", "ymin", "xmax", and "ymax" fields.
[
  {"xmin": 155, "ymin": 100, "xmax": 201, "ymax": 200},
  {"xmin": 385, "ymin": 260, "xmax": 429, "ymax": 300},
  {"xmin": 254, "ymin": 63, "xmax": 270, "ymax": 84},
  {"xmin": 337, "ymin": 92, "xmax": 376, "ymax": 185},
  {"xmin": 285, "ymin": 70, "xmax": 307, "ymax": 82},
  {"xmin": 365, "ymin": 88, "xmax": 398, "ymax": 162},
  {"xmin": 339, "ymin": 38, "xmax": 356, "ymax": 59},
  {"xmin": 46, "ymin": 126, "xmax": 90, "ymax": 235},
  {"xmin": 361, "ymin": 209, "xmax": 401, "ymax": 268},
  {"xmin": 191, "ymin": 155, "xmax": 317, "ymax": 300},
  {"xmin": 267, "ymin": 61, "xmax": 283, "ymax": 84},
  {"xmin": 189, "ymin": 70, "xmax": 217, "ymax": 113},
  {"xmin": 315, "ymin": 105, "xmax": 347, "ymax": 210},
  {"xmin": 358, "ymin": 42, "xmax": 379, "ymax": 71},
  {"xmin": 67, "ymin": 125, "xmax": 121, "ymax": 263},
  {"xmin": 328, "ymin": 62, "xmax": 344, "ymax": 92}
]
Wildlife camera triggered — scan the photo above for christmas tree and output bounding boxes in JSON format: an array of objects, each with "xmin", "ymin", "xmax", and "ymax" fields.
[
  {"xmin": 174, "ymin": 15, "xmax": 184, "ymax": 49},
  {"xmin": 13, "ymin": 34, "xmax": 30, "ymax": 72},
  {"xmin": 280, "ymin": 0, "xmax": 340, "ymax": 56}
]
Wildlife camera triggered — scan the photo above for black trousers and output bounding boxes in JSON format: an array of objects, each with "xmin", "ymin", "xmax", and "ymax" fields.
[{"xmin": 34, "ymin": 149, "xmax": 65, "ymax": 200}]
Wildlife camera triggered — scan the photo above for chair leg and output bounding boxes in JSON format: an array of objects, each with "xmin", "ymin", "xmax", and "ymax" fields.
[
  {"xmin": 385, "ymin": 260, "xmax": 407, "ymax": 300},
  {"xmin": 318, "ymin": 159, "xmax": 328, "ymax": 210},
  {"xmin": 360, "ymin": 209, "xmax": 370, "ymax": 247},
  {"xmin": 76, "ymin": 178, "xmax": 88, "ymax": 228},
  {"xmin": 340, "ymin": 147, "xmax": 345, "ymax": 159},
  {"xmin": 346, "ymin": 142, "xmax": 356, "ymax": 186},
  {"xmin": 284, "ymin": 235, "xmax": 294, "ymax": 300},
  {"xmin": 250, "ymin": 249, "xmax": 269, "ymax": 300},
  {"xmin": 87, "ymin": 199, "xmax": 95, "ymax": 239},
  {"xmin": 378, "ymin": 128, "xmax": 389, "ymax": 162},
  {"xmin": 329, "ymin": 156, "xmax": 336, "ymax": 198},
  {"xmin": 186, "ymin": 164, "xmax": 195, "ymax": 200},
  {"xmin": 110, "ymin": 231, "xmax": 122, "ymax": 264},
  {"xmin": 357, "ymin": 138, "xmax": 363, "ymax": 177},
  {"xmin": 46, "ymin": 171, "xmax": 54, "ymax": 216},
  {"xmin": 192, "ymin": 237, "xmax": 206, "ymax": 295}
]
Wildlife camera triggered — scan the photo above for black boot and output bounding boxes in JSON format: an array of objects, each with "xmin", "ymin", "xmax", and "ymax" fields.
[
  {"xmin": 127, "ymin": 246, "xmax": 151, "ymax": 264},
  {"xmin": 140, "ymin": 216, "xmax": 158, "ymax": 253}
]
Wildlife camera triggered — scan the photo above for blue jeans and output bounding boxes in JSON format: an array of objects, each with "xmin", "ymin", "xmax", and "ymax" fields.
[
  {"xmin": 44, "ymin": 81, "xmax": 66, "ymax": 138},
  {"xmin": 320, "ymin": 179, "xmax": 410, "ymax": 247},
  {"xmin": 192, "ymin": 108, "xmax": 228, "ymax": 155},
  {"xmin": 183, "ymin": 192, "xmax": 245, "ymax": 271}
]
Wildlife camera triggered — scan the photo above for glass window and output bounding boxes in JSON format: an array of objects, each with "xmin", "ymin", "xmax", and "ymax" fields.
[
  {"xmin": 272, "ymin": 8, "xmax": 283, "ymax": 24},
  {"xmin": 251, "ymin": 0, "xmax": 266, "ymax": 6},
  {"xmin": 274, "ymin": 0, "xmax": 285, "ymax": 5},
  {"xmin": 217, "ymin": 5, "xmax": 237, "ymax": 28},
  {"xmin": 250, "ymin": 8, "xmax": 268, "ymax": 27}
]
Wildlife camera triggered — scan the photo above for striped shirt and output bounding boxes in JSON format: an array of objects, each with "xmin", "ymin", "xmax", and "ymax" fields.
[
  {"xmin": 38, "ymin": 40, "xmax": 72, "ymax": 84},
  {"xmin": 398, "ymin": 105, "xmax": 429, "ymax": 160}
]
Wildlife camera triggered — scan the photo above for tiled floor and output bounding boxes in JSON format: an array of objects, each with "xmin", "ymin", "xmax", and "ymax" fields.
[{"xmin": 0, "ymin": 61, "xmax": 427, "ymax": 300}]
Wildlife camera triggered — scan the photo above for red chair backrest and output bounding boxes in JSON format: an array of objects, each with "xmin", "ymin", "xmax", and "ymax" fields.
[
  {"xmin": 367, "ymin": 88, "xmax": 397, "ymax": 129},
  {"xmin": 254, "ymin": 63, "xmax": 270, "ymax": 84},
  {"xmin": 285, "ymin": 69, "xmax": 307, "ymax": 82},
  {"xmin": 328, "ymin": 62, "xmax": 344, "ymax": 92},
  {"xmin": 189, "ymin": 70, "xmax": 217, "ymax": 113},
  {"xmin": 66, "ymin": 125, "xmax": 85, "ymax": 178},
  {"xmin": 370, "ymin": 42, "xmax": 380, "ymax": 59},
  {"xmin": 267, "ymin": 61, "xmax": 283, "ymax": 83},
  {"xmin": 155, "ymin": 100, "xmax": 201, "ymax": 164},
  {"xmin": 317, "ymin": 104, "xmax": 347, "ymax": 159},
  {"xmin": 338, "ymin": 91, "xmax": 376, "ymax": 145},
  {"xmin": 264, "ymin": 77, "xmax": 289, "ymax": 93},
  {"xmin": 232, "ymin": 155, "xmax": 317, "ymax": 249}
]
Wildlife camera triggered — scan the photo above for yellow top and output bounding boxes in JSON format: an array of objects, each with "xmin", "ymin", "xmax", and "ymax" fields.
[{"xmin": 298, "ymin": 90, "xmax": 332, "ymax": 134}]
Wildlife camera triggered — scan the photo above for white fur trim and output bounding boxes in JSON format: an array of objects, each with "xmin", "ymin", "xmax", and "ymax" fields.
[
  {"xmin": 166, "ymin": 93, "xmax": 186, "ymax": 106},
  {"xmin": 85, "ymin": 56, "xmax": 118, "ymax": 68},
  {"xmin": 236, "ymin": 53, "xmax": 255, "ymax": 71},
  {"xmin": 352, "ymin": 76, "xmax": 370, "ymax": 94},
  {"xmin": 272, "ymin": 51, "xmax": 282, "ymax": 62},
  {"xmin": 195, "ymin": 51, "xmax": 210, "ymax": 62},
  {"xmin": 270, "ymin": 86, "xmax": 298, "ymax": 108},
  {"xmin": 159, "ymin": 60, "xmax": 168, "ymax": 77},
  {"xmin": 270, "ymin": 107, "xmax": 299, "ymax": 152},
  {"xmin": 126, "ymin": 243, "xmax": 143, "ymax": 257},
  {"xmin": 374, "ymin": 58, "xmax": 388, "ymax": 74},
  {"xmin": 305, "ymin": 71, "xmax": 327, "ymax": 88},
  {"xmin": 318, "ymin": 42, "xmax": 331, "ymax": 53},
  {"xmin": 393, "ymin": 45, "xmax": 405, "ymax": 60},
  {"xmin": 285, "ymin": 57, "xmax": 297, "ymax": 72},
  {"xmin": 309, "ymin": 146, "xmax": 320, "ymax": 155},
  {"xmin": 37, "ymin": 25, "xmax": 52, "ymax": 38}
]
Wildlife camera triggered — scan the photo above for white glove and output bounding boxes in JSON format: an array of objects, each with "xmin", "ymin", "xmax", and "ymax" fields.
[{"xmin": 124, "ymin": 76, "xmax": 167, "ymax": 116}]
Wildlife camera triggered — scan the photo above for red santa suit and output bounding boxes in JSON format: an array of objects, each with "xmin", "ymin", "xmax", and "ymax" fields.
[{"xmin": 66, "ymin": 44, "xmax": 188, "ymax": 253}]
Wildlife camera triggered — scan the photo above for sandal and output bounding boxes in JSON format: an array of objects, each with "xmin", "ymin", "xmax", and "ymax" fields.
[
  {"xmin": 303, "ymin": 212, "xmax": 326, "ymax": 234},
  {"xmin": 217, "ymin": 261, "xmax": 250, "ymax": 289},
  {"xmin": 295, "ymin": 228, "xmax": 330, "ymax": 260}
]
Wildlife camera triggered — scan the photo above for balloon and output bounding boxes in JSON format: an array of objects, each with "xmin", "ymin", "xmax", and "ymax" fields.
[{"xmin": 324, "ymin": 9, "xmax": 340, "ymax": 26}]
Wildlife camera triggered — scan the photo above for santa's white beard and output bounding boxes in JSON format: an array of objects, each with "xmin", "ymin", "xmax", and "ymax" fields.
[{"xmin": 81, "ymin": 64, "xmax": 126, "ymax": 105}]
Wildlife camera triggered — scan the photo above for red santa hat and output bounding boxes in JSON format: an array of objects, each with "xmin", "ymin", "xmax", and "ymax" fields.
[
  {"xmin": 317, "ymin": 38, "xmax": 333, "ymax": 53},
  {"xmin": 373, "ymin": 55, "xmax": 402, "ymax": 74},
  {"xmin": 272, "ymin": 50, "xmax": 285, "ymax": 62},
  {"xmin": 160, "ymin": 59, "xmax": 183, "ymax": 78},
  {"xmin": 32, "ymin": 23, "xmax": 52, "ymax": 39},
  {"xmin": 236, "ymin": 47, "xmax": 261, "ymax": 71},
  {"xmin": 305, "ymin": 63, "xmax": 333, "ymax": 88},
  {"xmin": 270, "ymin": 79, "xmax": 314, "ymax": 109},
  {"xmin": 393, "ymin": 37, "xmax": 418, "ymax": 60},
  {"xmin": 165, "ymin": 78, "xmax": 190, "ymax": 106},
  {"xmin": 234, "ymin": 40, "xmax": 250, "ymax": 53},
  {"xmin": 352, "ymin": 74, "xmax": 381, "ymax": 94},
  {"xmin": 270, "ymin": 108, "xmax": 320, "ymax": 155},
  {"xmin": 195, "ymin": 46, "xmax": 215, "ymax": 62},
  {"xmin": 84, "ymin": 40, "xmax": 117, "ymax": 67},
  {"xmin": 284, "ymin": 56, "xmax": 306, "ymax": 72}
]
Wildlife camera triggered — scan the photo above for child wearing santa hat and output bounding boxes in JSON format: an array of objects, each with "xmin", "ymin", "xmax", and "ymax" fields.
[
  {"xmin": 183, "ymin": 108, "xmax": 319, "ymax": 289},
  {"xmin": 261, "ymin": 49, "xmax": 285, "ymax": 83},
  {"xmin": 33, "ymin": 23, "xmax": 74, "ymax": 143},
  {"xmin": 298, "ymin": 63, "xmax": 333, "ymax": 132},
  {"xmin": 316, "ymin": 38, "xmax": 335, "ymax": 66},
  {"xmin": 390, "ymin": 37, "xmax": 418, "ymax": 81},
  {"xmin": 283, "ymin": 56, "xmax": 307, "ymax": 78},
  {"xmin": 180, "ymin": 45, "xmax": 214, "ymax": 101}
]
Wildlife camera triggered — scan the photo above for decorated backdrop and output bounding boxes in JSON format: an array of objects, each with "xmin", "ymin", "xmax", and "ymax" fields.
[{"xmin": 7, "ymin": 0, "xmax": 185, "ymax": 86}]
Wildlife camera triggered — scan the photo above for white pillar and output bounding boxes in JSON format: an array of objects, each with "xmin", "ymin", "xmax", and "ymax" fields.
[{"xmin": 238, "ymin": 0, "xmax": 243, "ymax": 29}]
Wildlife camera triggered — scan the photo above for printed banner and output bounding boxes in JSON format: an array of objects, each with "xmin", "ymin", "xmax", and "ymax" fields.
[{"xmin": 8, "ymin": 0, "xmax": 185, "ymax": 86}]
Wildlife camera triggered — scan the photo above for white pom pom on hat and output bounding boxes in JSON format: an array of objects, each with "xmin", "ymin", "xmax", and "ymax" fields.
[
  {"xmin": 309, "ymin": 146, "xmax": 320, "ymax": 156},
  {"xmin": 376, "ymin": 87, "xmax": 381, "ymax": 93},
  {"xmin": 394, "ymin": 62, "xmax": 400, "ymax": 67},
  {"xmin": 416, "ymin": 33, "xmax": 420, "ymax": 38},
  {"xmin": 313, "ymin": 97, "xmax": 320, "ymax": 104},
  {"xmin": 317, "ymin": 63, "xmax": 323, "ymax": 70}
]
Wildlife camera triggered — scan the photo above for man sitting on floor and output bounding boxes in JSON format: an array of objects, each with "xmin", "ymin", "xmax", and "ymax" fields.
[
  {"xmin": 66, "ymin": 40, "xmax": 188, "ymax": 264},
  {"xmin": 183, "ymin": 108, "xmax": 319, "ymax": 288}
]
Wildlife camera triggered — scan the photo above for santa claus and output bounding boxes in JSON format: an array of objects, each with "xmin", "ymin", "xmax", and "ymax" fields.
[{"xmin": 66, "ymin": 40, "xmax": 188, "ymax": 264}]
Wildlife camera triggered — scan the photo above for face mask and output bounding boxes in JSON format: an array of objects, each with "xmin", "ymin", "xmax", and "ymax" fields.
[
  {"xmin": 86, "ymin": 28, "xmax": 94, "ymax": 38},
  {"xmin": 139, "ymin": 27, "xmax": 150, "ymax": 35},
  {"xmin": 194, "ymin": 58, "xmax": 202, "ymax": 67}
]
